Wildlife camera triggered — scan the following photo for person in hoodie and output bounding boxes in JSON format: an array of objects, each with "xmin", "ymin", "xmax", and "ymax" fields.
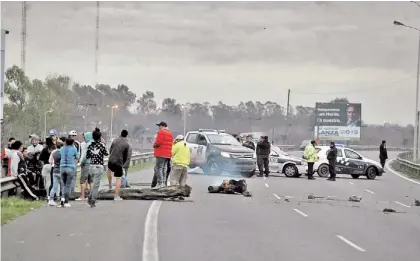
[
  {"xmin": 152, "ymin": 121, "xmax": 173, "ymax": 188},
  {"xmin": 76, "ymin": 131, "xmax": 93, "ymax": 201},
  {"xmin": 59, "ymin": 138, "xmax": 79, "ymax": 208},
  {"xmin": 48, "ymin": 141, "xmax": 64, "ymax": 206},
  {"xmin": 107, "ymin": 130, "xmax": 130, "ymax": 200},
  {"xmin": 169, "ymin": 135, "xmax": 190, "ymax": 186},
  {"xmin": 87, "ymin": 128, "xmax": 109, "ymax": 207}
]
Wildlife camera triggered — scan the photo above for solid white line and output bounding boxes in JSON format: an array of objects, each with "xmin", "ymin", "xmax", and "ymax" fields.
[
  {"xmin": 142, "ymin": 201, "xmax": 162, "ymax": 261},
  {"xmin": 336, "ymin": 235, "xmax": 366, "ymax": 252},
  {"xmin": 349, "ymin": 182, "xmax": 355, "ymax": 185},
  {"xmin": 273, "ymin": 193, "xmax": 281, "ymax": 200},
  {"xmin": 386, "ymin": 159, "xmax": 420, "ymax": 185},
  {"xmin": 265, "ymin": 183, "xmax": 269, "ymax": 188},
  {"xmin": 293, "ymin": 208, "xmax": 308, "ymax": 217},
  {"xmin": 364, "ymin": 189, "xmax": 375, "ymax": 194},
  {"xmin": 394, "ymin": 201, "xmax": 411, "ymax": 208}
]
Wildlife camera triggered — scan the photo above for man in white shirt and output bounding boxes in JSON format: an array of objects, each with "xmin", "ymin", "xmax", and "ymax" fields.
[{"xmin": 27, "ymin": 134, "xmax": 44, "ymax": 154}]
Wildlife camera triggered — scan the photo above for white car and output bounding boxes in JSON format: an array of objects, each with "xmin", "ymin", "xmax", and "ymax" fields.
[
  {"xmin": 250, "ymin": 142, "xmax": 307, "ymax": 177},
  {"xmin": 307, "ymin": 146, "xmax": 384, "ymax": 179}
]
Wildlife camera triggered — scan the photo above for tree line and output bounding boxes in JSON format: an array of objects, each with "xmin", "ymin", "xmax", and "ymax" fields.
[{"xmin": 2, "ymin": 65, "xmax": 413, "ymax": 147}]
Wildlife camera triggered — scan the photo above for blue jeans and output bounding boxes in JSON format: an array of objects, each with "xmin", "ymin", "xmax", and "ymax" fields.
[
  {"xmin": 154, "ymin": 157, "xmax": 169, "ymax": 186},
  {"xmin": 61, "ymin": 166, "xmax": 76, "ymax": 203},
  {"xmin": 49, "ymin": 171, "xmax": 63, "ymax": 201},
  {"xmin": 88, "ymin": 165, "xmax": 104, "ymax": 203}
]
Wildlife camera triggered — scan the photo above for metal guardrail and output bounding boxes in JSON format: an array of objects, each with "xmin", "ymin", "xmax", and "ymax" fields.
[
  {"xmin": 395, "ymin": 151, "xmax": 420, "ymax": 175},
  {"xmin": 276, "ymin": 144, "xmax": 411, "ymax": 152},
  {"xmin": 0, "ymin": 152, "xmax": 155, "ymax": 198}
]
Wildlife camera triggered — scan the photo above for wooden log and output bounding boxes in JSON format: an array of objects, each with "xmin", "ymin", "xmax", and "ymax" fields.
[{"xmin": 70, "ymin": 185, "xmax": 192, "ymax": 200}]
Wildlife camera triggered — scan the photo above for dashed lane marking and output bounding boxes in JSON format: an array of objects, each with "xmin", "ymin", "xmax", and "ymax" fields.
[
  {"xmin": 336, "ymin": 235, "xmax": 366, "ymax": 252},
  {"xmin": 265, "ymin": 183, "xmax": 269, "ymax": 188},
  {"xmin": 273, "ymin": 194, "xmax": 281, "ymax": 200},
  {"xmin": 349, "ymin": 182, "xmax": 355, "ymax": 185},
  {"xmin": 263, "ymin": 176, "xmax": 267, "ymax": 180},
  {"xmin": 293, "ymin": 208, "xmax": 308, "ymax": 217},
  {"xmin": 364, "ymin": 189, "xmax": 375, "ymax": 194},
  {"xmin": 394, "ymin": 201, "xmax": 411, "ymax": 208},
  {"xmin": 142, "ymin": 201, "xmax": 162, "ymax": 261}
]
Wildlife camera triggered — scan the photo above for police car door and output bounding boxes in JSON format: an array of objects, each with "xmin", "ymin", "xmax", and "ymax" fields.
[
  {"xmin": 333, "ymin": 148, "xmax": 345, "ymax": 174},
  {"xmin": 185, "ymin": 133, "xmax": 199, "ymax": 164},
  {"xmin": 343, "ymin": 149, "xmax": 366, "ymax": 174}
]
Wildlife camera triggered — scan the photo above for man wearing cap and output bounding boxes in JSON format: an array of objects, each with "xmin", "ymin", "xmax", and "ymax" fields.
[
  {"xmin": 152, "ymin": 121, "xmax": 173, "ymax": 189},
  {"xmin": 169, "ymin": 135, "xmax": 190, "ymax": 186},
  {"xmin": 49, "ymin": 129, "xmax": 58, "ymax": 145},
  {"xmin": 28, "ymin": 134, "xmax": 44, "ymax": 154}
]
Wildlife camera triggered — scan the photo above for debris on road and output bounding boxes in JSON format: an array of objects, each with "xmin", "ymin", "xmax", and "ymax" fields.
[
  {"xmin": 70, "ymin": 185, "xmax": 192, "ymax": 201},
  {"xmin": 349, "ymin": 196, "xmax": 362, "ymax": 202},
  {"xmin": 383, "ymin": 208, "xmax": 396, "ymax": 213},
  {"xmin": 308, "ymin": 194, "xmax": 338, "ymax": 201},
  {"xmin": 415, "ymin": 199, "xmax": 420, "ymax": 206},
  {"xmin": 208, "ymin": 179, "xmax": 251, "ymax": 197}
]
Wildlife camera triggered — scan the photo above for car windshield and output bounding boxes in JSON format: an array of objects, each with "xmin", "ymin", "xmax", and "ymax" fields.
[
  {"xmin": 206, "ymin": 134, "xmax": 241, "ymax": 145},
  {"xmin": 272, "ymin": 146, "xmax": 288, "ymax": 156}
]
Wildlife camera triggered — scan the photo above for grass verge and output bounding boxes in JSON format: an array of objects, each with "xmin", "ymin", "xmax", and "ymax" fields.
[
  {"xmin": 1, "ymin": 197, "xmax": 45, "ymax": 225},
  {"xmin": 390, "ymin": 161, "xmax": 420, "ymax": 180}
]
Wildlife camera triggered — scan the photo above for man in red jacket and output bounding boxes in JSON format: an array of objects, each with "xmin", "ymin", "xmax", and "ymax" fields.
[{"xmin": 153, "ymin": 121, "xmax": 173, "ymax": 189}]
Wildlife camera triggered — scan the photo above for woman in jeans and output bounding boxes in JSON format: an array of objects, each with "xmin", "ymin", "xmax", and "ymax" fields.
[
  {"xmin": 48, "ymin": 142, "xmax": 64, "ymax": 206},
  {"xmin": 59, "ymin": 138, "xmax": 79, "ymax": 208}
]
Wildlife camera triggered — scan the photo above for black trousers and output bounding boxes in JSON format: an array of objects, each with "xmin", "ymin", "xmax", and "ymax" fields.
[
  {"xmin": 257, "ymin": 155, "xmax": 269, "ymax": 176},
  {"xmin": 328, "ymin": 161, "xmax": 336, "ymax": 178},
  {"xmin": 380, "ymin": 158, "xmax": 386, "ymax": 168},
  {"xmin": 307, "ymin": 162, "xmax": 314, "ymax": 177}
]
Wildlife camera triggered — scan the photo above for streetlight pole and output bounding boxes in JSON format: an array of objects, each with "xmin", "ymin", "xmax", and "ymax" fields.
[
  {"xmin": 394, "ymin": 20, "xmax": 420, "ymax": 160},
  {"xmin": 44, "ymin": 109, "xmax": 53, "ymax": 140},
  {"xmin": 183, "ymin": 105, "xmax": 187, "ymax": 136},
  {"xmin": 107, "ymin": 105, "xmax": 118, "ymax": 141}
]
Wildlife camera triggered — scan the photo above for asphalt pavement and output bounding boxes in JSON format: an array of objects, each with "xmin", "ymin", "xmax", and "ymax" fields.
[{"xmin": 2, "ymin": 151, "xmax": 420, "ymax": 261}]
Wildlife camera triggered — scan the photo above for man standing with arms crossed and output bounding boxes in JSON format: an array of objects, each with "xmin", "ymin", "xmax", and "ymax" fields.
[{"xmin": 107, "ymin": 130, "xmax": 130, "ymax": 200}]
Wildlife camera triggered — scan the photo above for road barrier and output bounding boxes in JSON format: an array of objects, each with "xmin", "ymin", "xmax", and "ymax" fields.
[
  {"xmin": 276, "ymin": 144, "xmax": 411, "ymax": 152},
  {"xmin": 394, "ymin": 151, "xmax": 420, "ymax": 176},
  {"xmin": 0, "ymin": 152, "xmax": 155, "ymax": 198}
]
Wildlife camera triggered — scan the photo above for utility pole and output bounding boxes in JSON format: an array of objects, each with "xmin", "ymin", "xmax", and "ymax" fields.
[
  {"xmin": 286, "ymin": 89, "xmax": 291, "ymax": 144},
  {"xmin": 94, "ymin": 1, "xmax": 99, "ymax": 88},
  {"xmin": 1, "ymin": 29, "xmax": 9, "ymax": 150},
  {"xmin": 21, "ymin": 1, "xmax": 27, "ymax": 72}
]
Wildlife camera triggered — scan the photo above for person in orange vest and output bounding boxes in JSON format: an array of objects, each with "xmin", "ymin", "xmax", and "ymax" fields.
[{"xmin": 2, "ymin": 138, "xmax": 16, "ymax": 177}]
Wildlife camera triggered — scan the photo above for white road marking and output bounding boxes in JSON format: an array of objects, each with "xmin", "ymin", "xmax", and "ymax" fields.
[
  {"xmin": 386, "ymin": 159, "xmax": 420, "ymax": 185},
  {"xmin": 336, "ymin": 235, "xmax": 366, "ymax": 252},
  {"xmin": 293, "ymin": 208, "xmax": 308, "ymax": 217},
  {"xmin": 349, "ymin": 182, "xmax": 355, "ymax": 185},
  {"xmin": 265, "ymin": 183, "xmax": 269, "ymax": 188},
  {"xmin": 142, "ymin": 201, "xmax": 162, "ymax": 261},
  {"xmin": 273, "ymin": 194, "xmax": 281, "ymax": 200},
  {"xmin": 364, "ymin": 189, "xmax": 375, "ymax": 194},
  {"xmin": 263, "ymin": 176, "xmax": 267, "ymax": 180},
  {"xmin": 394, "ymin": 201, "xmax": 411, "ymax": 208}
]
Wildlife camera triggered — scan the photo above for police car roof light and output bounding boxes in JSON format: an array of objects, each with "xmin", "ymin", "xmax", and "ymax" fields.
[
  {"xmin": 198, "ymin": 129, "xmax": 218, "ymax": 132},
  {"xmin": 218, "ymin": 129, "xmax": 226, "ymax": 133}
]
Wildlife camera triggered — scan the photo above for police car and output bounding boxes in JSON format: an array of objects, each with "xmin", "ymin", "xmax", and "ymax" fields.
[
  {"xmin": 185, "ymin": 129, "xmax": 257, "ymax": 178},
  {"xmin": 310, "ymin": 145, "xmax": 384, "ymax": 179},
  {"xmin": 248, "ymin": 141, "xmax": 306, "ymax": 178}
]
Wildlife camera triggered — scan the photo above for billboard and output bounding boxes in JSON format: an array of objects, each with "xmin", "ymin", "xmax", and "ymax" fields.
[{"xmin": 314, "ymin": 103, "xmax": 362, "ymax": 141}]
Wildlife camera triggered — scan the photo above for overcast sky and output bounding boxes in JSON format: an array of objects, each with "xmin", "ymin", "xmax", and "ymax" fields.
[{"xmin": 1, "ymin": 1, "xmax": 420, "ymax": 125}]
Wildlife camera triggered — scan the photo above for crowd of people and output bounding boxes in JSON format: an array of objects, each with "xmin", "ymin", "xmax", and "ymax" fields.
[{"xmin": 1, "ymin": 128, "xmax": 133, "ymax": 208}]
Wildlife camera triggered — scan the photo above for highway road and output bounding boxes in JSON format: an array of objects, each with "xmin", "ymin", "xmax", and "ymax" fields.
[{"xmin": 2, "ymin": 151, "xmax": 420, "ymax": 261}]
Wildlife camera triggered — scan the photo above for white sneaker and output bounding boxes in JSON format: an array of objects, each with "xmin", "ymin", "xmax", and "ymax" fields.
[
  {"xmin": 114, "ymin": 196, "xmax": 123, "ymax": 201},
  {"xmin": 64, "ymin": 203, "xmax": 71, "ymax": 208},
  {"xmin": 48, "ymin": 200, "xmax": 57, "ymax": 206}
]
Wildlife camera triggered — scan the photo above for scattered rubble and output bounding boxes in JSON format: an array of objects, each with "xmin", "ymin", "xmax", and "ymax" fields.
[
  {"xmin": 383, "ymin": 208, "xmax": 396, "ymax": 213},
  {"xmin": 70, "ymin": 185, "xmax": 191, "ymax": 201},
  {"xmin": 208, "ymin": 179, "xmax": 251, "ymax": 197},
  {"xmin": 349, "ymin": 196, "xmax": 362, "ymax": 202},
  {"xmin": 415, "ymin": 199, "xmax": 420, "ymax": 206}
]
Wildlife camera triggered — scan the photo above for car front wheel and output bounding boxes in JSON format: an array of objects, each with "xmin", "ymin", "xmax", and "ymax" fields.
[
  {"xmin": 283, "ymin": 164, "xmax": 299, "ymax": 178},
  {"xmin": 317, "ymin": 164, "xmax": 329, "ymax": 178},
  {"xmin": 202, "ymin": 158, "xmax": 221, "ymax": 175},
  {"xmin": 366, "ymin": 166, "xmax": 377, "ymax": 180}
]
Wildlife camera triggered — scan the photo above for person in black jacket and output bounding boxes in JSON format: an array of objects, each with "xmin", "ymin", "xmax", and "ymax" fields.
[
  {"xmin": 379, "ymin": 140, "xmax": 388, "ymax": 169},
  {"xmin": 327, "ymin": 142, "xmax": 337, "ymax": 181},
  {"xmin": 256, "ymin": 136, "xmax": 270, "ymax": 177}
]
